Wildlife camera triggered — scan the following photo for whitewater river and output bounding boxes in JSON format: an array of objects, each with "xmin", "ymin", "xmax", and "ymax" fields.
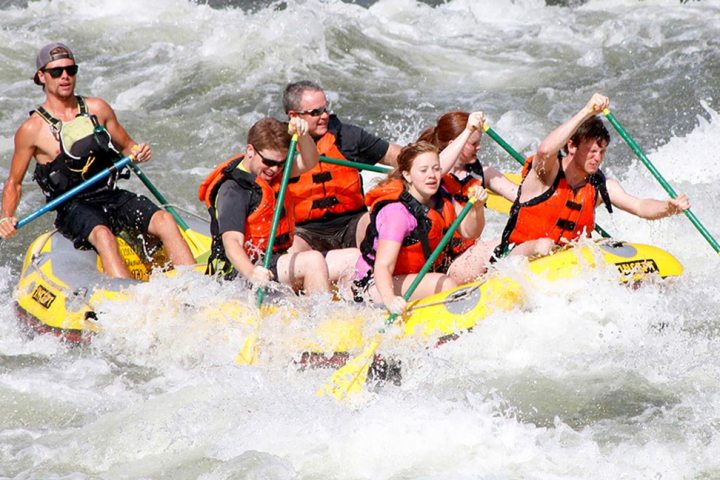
[{"xmin": 1, "ymin": 0, "xmax": 720, "ymax": 478}]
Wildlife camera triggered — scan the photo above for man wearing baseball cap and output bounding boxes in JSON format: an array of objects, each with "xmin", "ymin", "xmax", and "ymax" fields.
[{"xmin": 0, "ymin": 42, "xmax": 195, "ymax": 278}]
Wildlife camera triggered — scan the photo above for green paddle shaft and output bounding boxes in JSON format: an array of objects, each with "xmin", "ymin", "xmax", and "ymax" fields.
[
  {"xmin": 128, "ymin": 162, "xmax": 190, "ymax": 231},
  {"xmin": 604, "ymin": 109, "xmax": 720, "ymax": 254},
  {"xmin": 484, "ymin": 124, "xmax": 612, "ymax": 239},
  {"xmin": 320, "ymin": 156, "xmax": 391, "ymax": 174},
  {"xmin": 256, "ymin": 135, "xmax": 298, "ymax": 306},
  {"xmin": 483, "ymin": 125, "xmax": 526, "ymax": 165}
]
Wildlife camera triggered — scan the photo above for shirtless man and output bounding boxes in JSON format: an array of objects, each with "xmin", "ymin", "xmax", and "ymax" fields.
[{"xmin": 0, "ymin": 42, "xmax": 194, "ymax": 278}]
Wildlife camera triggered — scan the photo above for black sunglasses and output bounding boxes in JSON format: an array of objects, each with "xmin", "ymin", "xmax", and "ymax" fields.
[
  {"xmin": 296, "ymin": 105, "xmax": 329, "ymax": 117},
  {"xmin": 253, "ymin": 147, "xmax": 286, "ymax": 168},
  {"xmin": 43, "ymin": 65, "xmax": 79, "ymax": 78}
]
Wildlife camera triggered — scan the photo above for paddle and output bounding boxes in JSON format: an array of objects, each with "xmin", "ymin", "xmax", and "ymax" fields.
[
  {"xmin": 604, "ymin": 109, "xmax": 720, "ymax": 255},
  {"xmin": 317, "ymin": 194, "xmax": 481, "ymax": 401},
  {"xmin": 320, "ymin": 155, "xmax": 391, "ymax": 174},
  {"xmin": 13, "ymin": 155, "xmax": 133, "ymax": 230},
  {"xmin": 483, "ymin": 124, "xmax": 613, "ymax": 239},
  {"xmin": 128, "ymin": 163, "xmax": 212, "ymax": 262},
  {"xmin": 236, "ymin": 134, "xmax": 299, "ymax": 365}
]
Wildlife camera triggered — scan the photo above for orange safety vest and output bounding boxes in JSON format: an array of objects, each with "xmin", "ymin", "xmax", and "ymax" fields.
[
  {"xmin": 496, "ymin": 156, "xmax": 611, "ymax": 255},
  {"xmin": 199, "ymin": 155, "xmax": 295, "ymax": 276},
  {"xmin": 286, "ymin": 132, "xmax": 366, "ymax": 224},
  {"xmin": 442, "ymin": 161, "xmax": 485, "ymax": 257},
  {"xmin": 360, "ymin": 179, "xmax": 456, "ymax": 276}
]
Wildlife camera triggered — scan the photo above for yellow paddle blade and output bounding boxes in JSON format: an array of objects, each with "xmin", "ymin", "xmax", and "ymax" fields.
[
  {"xmin": 485, "ymin": 172, "xmax": 521, "ymax": 215},
  {"xmin": 486, "ymin": 191, "xmax": 511, "ymax": 215},
  {"xmin": 235, "ymin": 332, "xmax": 259, "ymax": 365},
  {"xmin": 316, "ymin": 335, "xmax": 381, "ymax": 401},
  {"xmin": 181, "ymin": 228, "xmax": 212, "ymax": 263}
]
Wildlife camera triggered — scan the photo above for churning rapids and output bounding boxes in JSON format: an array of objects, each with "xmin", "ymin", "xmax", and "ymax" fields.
[{"xmin": 1, "ymin": 0, "xmax": 719, "ymax": 478}]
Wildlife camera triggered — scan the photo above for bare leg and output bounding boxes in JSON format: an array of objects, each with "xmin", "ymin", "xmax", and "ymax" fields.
[
  {"xmin": 276, "ymin": 251, "xmax": 330, "ymax": 294},
  {"xmin": 447, "ymin": 239, "xmax": 497, "ymax": 284},
  {"xmin": 508, "ymin": 238, "xmax": 555, "ymax": 258},
  {"xmin": 325, "ymin": 248, "xmax": 360, "ymax": 286},
  {"xmin": 288, "ymin": 235, "xmax": 312, "ymax": 253},
  {"xmin": 147, "ymin": 210, "xmax": 195, "ymax": 266},
  {"xmin": 88, "ymin": 225, "xmax": 132, "ymax": 279}
]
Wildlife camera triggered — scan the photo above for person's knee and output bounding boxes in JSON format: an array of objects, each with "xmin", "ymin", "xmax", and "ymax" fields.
[
  {"xmin": 149, "ymin": 210, "xmax": 177, "ymax": 235},
  {"xmin": 300, "ymin": 250, "xmax": 328, "ymax": 274},
  {"xmin": 88, "ymin": 225, "xmax": 119, "ymax": 252},
  {"xmin": 440, "ymin": 275, "xmax": 457, "ymax": 291},
  {"xmin": 289, "ymin": 235, "xmax": 312, "ymax": 253}
]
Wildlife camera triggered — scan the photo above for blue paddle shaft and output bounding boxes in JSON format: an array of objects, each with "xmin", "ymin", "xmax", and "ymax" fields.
[{"xmin": 16, "ymin": 156, "xmax": 132, "ymax": 230}]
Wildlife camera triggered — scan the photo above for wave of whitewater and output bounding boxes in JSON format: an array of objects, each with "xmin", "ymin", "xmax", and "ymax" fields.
[{"xmin": 1, "ymin": 0, "xmax": 719, "ymax": 478}]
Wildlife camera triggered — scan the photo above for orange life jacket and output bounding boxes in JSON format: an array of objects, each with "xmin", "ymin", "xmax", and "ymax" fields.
[
  {"xmin": 199, "ymin": 155, "xmax": 295, "ymax": 277},
  {"xmin": 286, "ymin": 131, "xmax": 366, "ymax": 224},
  {"xmin": 442, "ymin": 161, "xmax": 485, "ymax": 257},
  {"xmin": 496, "ymin": 156, "xmax": 612, "ymax": 256},
  {"xmin": 360, "ymin": 179, "xmax": 456, "ymax": 276}
]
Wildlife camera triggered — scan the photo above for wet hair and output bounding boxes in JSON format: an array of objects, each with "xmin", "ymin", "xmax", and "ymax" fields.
[
  {"xmin": 282, "ymin": 80, "xmax": 324, "ymax": 113},
  {"xmin": 564, "ymin": 116, "xmax": 611, "ymax": 154},
  {"xmin": 381, "ymin": 141, "xmax": 439, "ymax": 188},
  {"xmin": 417, "ymin": 111, "xmax": 471, "ymax": 151},
  {"xmin": 247, "ymin": 117, "xmax": 291, "ymax": 153}
]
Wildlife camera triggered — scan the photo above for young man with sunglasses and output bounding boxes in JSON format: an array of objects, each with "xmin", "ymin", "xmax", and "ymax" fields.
[
  {"xmin": 0, "ymin": 42, "xmax": 195, "ymax": 278},
  {"xmin": 201, "ymin": 117, "xmax": 332, "ymax": 294},
  {"xmin": 282, "ymin": 81, "xmax": 402, "ymax": 257}
]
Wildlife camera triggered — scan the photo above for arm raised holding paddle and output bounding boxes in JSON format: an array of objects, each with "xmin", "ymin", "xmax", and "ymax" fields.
[{"xmin": 495, "ymin": 93, "xmax": 691, "ymax": 261}]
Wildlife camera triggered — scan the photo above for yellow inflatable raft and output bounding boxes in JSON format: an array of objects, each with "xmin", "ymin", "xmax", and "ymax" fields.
[{"xmin": 13, "ymin": 220, "xmax": 683, "ymax": 350}]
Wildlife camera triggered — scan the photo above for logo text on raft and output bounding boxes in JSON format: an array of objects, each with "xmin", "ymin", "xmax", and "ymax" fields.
[
  {"xmin": 31, "ymin": 285, "xmax": 57, "ymax": 309},
  {"xmin": 615, "ymin": 259, "xmax": 659, "ymax": 276}
]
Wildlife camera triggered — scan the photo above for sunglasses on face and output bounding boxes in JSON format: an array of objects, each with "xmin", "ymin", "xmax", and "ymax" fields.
[
  {"xmin": 254, "ymin": 147, "xmax": 286, "ymax": 168},
  {"xmin": 42, "ymin": 65, "xmax": 79, "ymax": 78},
  {"xmin": 296, "ymin": 104, "xmax": 330, "ymax": 117}
]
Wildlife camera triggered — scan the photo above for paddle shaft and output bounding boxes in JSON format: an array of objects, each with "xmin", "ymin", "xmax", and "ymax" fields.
[
  {"xmin": 320, "ymin": 155, "xmax": 391, "ymax": 174},
  {"xmin": 256, "ymin": 135, "xmax": 298, "ymax": 306},
  {"xmin": 128, "ymin": 162, "xmax": 190, "ymax": 231},
  {"xmin": 484, "ymin": 125, "xmax": 612, "ymax": 239},
  {"xmin": 604, "ymin": 110, "xmax": 720, "ymax": 254},
  {"xmin": 16, "ymin": 156, "xmax": 133, "ymax": 230}
]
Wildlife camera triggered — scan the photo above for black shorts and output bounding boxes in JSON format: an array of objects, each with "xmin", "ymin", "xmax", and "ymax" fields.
[
  {"xmin": 54, "ymin": 189, "xmax": 161, "ymax": 250},
  {"xmin": 294, "ymin": 211, "xmax": 364, "ymax": 252}
]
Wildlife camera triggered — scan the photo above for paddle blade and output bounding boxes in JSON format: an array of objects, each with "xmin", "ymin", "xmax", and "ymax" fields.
[
  {"xmin": 181, "ymin": 228, "xmax": 212, "ymax": 263},
  {"xmin": 235, "ymin": 332, "xmax": 259, "ymax": 365},
  {"xmin": 316, "ymin": 336, "xmax": 381, "ymax": 401}
]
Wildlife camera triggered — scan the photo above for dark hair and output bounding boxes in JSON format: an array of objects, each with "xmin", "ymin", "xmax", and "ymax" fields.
[
  {"xmin": 565, "ymin": 116, "xmax": 610, "ymax": 153},
  {"xmin": 247, "ymin": 117, "xmax": 291, "ymax": 153},
  {"xmin": 380, "ymin": 141, "xmax": 439, "ymax": 188},
  {"xmin": 282, "ymin": 80, "xmax": 323, "ymax": 113},
  {"xmin": 417, "ymin": 111, "xmax": 471, "ymax": 151}
]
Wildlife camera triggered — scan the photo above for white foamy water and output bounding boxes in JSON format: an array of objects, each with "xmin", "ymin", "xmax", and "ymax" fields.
[{"xmin": 1, "ymin": 0, "xmax": 720, "ymax": 478}]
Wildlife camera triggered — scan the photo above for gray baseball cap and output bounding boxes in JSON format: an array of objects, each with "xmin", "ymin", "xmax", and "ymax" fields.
[{"xmin": 33, "ymin": 42, "xmax": 75, "ymax": 85}]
